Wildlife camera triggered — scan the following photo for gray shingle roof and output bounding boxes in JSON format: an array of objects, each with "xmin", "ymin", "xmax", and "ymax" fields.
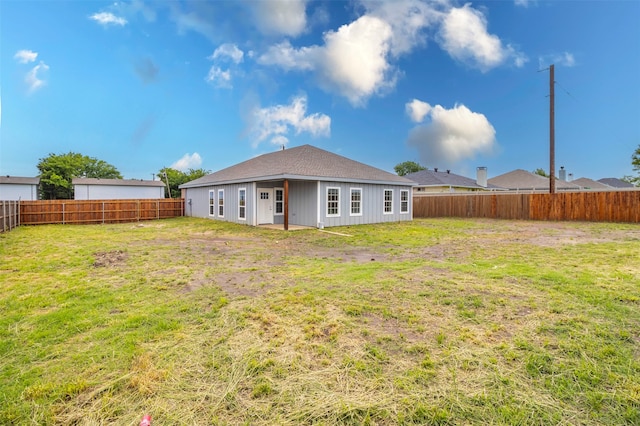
[
  {"xmin": 0, "ymin": 176, "xmax": 40, "ymax": 185},
  {"xmin": 180, "ymin": 145, "xmax": 414, "ymax": 188},
  {"xmin": 597, "ymin": 178, "xmax": 635, "ymax": 188},
  {"xmin": 72, "ymin": 178, "xmax": 165, "ymax": 187},
  {"xmin": 405, "ymin": 169, "xmax": 502, "ymax": 190},
  {"xmin": 571, "ymin": 177, "xmax": 612, "ymax": 190},
  {"xmin": 488, "ymin": 169, "xmax": 581, "ymax": 191}
]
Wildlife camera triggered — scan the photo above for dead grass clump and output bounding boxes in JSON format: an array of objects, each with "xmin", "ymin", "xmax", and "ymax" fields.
[
  {"xmin": 128, "ymin": 353, "xmax": 167, "ymax": 395},
  {"xmin": 93, "ymin": 250, "xmax": 127, "ymax": 267}
]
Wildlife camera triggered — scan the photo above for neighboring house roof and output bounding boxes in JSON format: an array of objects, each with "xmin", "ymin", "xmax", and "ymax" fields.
[
  {"xmin": 597, "ymin": 178, "xmax": 635, "ymax": 188},
  {"xmin": 571, "ymin": 177, "xmax": 612, "ymax": 190},
  {"xmin": 405, "ymin": 169, "xmax": 503, "ymax": 190},
  {"xmin": 72, "ymin": 178, "xmax": 165, "ymax": 187},
  {"xmin": 488, "ymin": 169, "xmax": 581, "ymax": 191},
  {"xmin": 180, "ymin": 144, "xmax": 414, "ymax": 188},
  {"xmin": 0, "ymin": 176, "xmax": 40, "ymax": 185}
]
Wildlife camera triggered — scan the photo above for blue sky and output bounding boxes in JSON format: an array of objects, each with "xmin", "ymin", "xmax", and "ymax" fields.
[{"xmin": 2, "ymin": 0, "xmax": 639, "ymax": 181}]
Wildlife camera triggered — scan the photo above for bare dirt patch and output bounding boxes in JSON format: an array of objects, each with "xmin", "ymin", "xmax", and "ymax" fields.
[
  {"xmin": 466, "ymin": 220, "xmax": 640, "ymax": 247},
  {"xmin": 93, "ymin": 250, "xmax": 128, "ymax": 268}
]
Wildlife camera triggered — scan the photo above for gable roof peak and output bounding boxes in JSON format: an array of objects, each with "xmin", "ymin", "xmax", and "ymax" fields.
[{"xmin": 181, "ymin": 144, "xmax": 413, "ymax": 188}]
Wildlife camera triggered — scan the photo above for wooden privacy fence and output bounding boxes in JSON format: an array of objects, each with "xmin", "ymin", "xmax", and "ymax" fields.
[
  {"xmin": 19, "ymin": 199, "xmax": 184, "ymax": 226},
  {"xmin": 413, "ymin": 191, "xmax": 640, "ymax": 223},
  {"xmin": 1, "ymin": 201, "xmax": 20, "ymax": 233}
]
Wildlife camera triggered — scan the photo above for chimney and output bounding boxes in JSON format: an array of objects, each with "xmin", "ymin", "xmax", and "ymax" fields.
[
  {"xmin": 559, "ymin": 166, "xmax": 566, "ymax": 181},
  {"xmin": 434, "ymin": 167, "xmax": 438, "ymax": 172},
  {"xmin": 476, "ymin": 166, "xmax": 487, "ymax": 188}
]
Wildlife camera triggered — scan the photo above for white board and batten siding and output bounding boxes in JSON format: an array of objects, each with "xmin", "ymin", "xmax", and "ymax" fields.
[
  {"xmin": 317, "ymin": 182, "xmax": 412, "ymax": 228},
  {"xmin": 184, "ymin": 180, "xmax": 412, "ymax": 228},
  {"xmin": 184, "ymin": 183, "xmax": 255, "ymax": 226}
]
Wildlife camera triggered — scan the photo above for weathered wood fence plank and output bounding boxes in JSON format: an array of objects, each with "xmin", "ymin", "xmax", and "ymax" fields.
[
  {"xmin": 18, "ymin": 199, "xmax": 184, "ymax": 226},
  {"xmin": 1, "ymin": 201, "xmax": 20, "ymax": 233},
  {"xmin": 414, "ymin": 191, "xmax": 639, "ymax": 223}
]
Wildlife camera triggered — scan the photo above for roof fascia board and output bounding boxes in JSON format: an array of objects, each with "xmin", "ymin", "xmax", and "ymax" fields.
[{"xmin": 181, "ymin": 174, "xmax": 414, "ymax": 188}]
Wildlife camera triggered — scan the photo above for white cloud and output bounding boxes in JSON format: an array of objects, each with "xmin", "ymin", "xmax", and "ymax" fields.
[
  {"xmin": 514, "ymin": 0, "xmax": 532, "ymax": 7},
  {"xmin": 406, "ymin": 99, "xmax": 432, "ymax": 123},
  {"xmin": 539, "ymin": 52, "xmax": 576, "ymax": 68},
  {"xmin": 361, "ymin": 0, "xmax": 442, "ymax": 57},
  {"xmin": 169, "ymin": 3, "xmax": 217, "ymax": 40},
  {"xmin": 14, "ymin": 49, "xmax": 38, "ymax": 64},
  {"xmin": 210, "ymin": 43, "xmax": 244, "ymax": 64},
  {"xmin": 318, "ymin": 15, "xmax": 395, "ymax": 105},
  {"xmin": 248, "ymin": 95, "xmax": 330, "ymax": 148},
  {"xmin": 25, "ymin": 62, "xmax": 49, "ymax": 94},
  {"xmin": 206, "ymin": 44, "xmax": 244, "ymax": 89},
  {"xmin": 259, "ymin": 1, "xmax": 525, "ymax": 104},
  {"xmin": 251, "ymin": 0, "xmax": 308, "ymax": 37},
  {"xmin": 259, "ymin": 15, "xmax": 396, "ymax": 106},
  {"xmin": 171, "ymin": 153, "xmax": 202, "ymax": 171},
  {"xmin": 438, "ymin": 4, "xmax": 526, "ymax": 71},
  {"xmin": 258, "ymin": 41, "xmax": 317, "ymax": 71},
  {"xmin": 205, "ymin": 66, "xmax": 232, "ymax": 89},
  {"xmin": 407, "ymin": 100, "xmax": 496, "ymax": 165},
  {"xmin": 270, "ymin": 135, "xmax": 289, "ymax": 146},
  {"xmin": 89, "ymin": 12, "xmax": 128, "ymax": 26}
]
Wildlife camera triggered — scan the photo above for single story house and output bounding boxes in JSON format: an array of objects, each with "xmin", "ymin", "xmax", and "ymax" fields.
[
  {"xmin": 179, "ymin": 144, "xmax": 415, "ymax": 229},
  {"xmin": 570, "ymin": 177, "xmax": 613, "ymax": 190},
  {"xmin": 488, "ymin": 169, "xmax": 581, "ymax": 192},
  {"xmin": 0, "ymin": 176, "xmax": 40, "ymax": 200},
  {"xmin": 72, "ymin": 178, "xmax": 166, "ymax": 200},
  {"xmin": 406, "ymin": 167, "xmax": 504, "ymax": 194}
]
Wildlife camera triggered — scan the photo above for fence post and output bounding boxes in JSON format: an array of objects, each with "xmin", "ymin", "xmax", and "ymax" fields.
[
  {"xmin": 2, "ymin": 201, "xmax": 6, "ymax": 232},
  {"xmin": 62, "ymin": 203, "xmax": 65, "ymax": 224},
  {"xmin": 137, "ymin": 200, "xmax": 140, "ymax": 221},
  {"xmin": 17, "ymin": 200, "xmax": 20, "ymax": 227},
  {"xmin": 102, "ymin": 202, "xmax": 105, "ymax": 224},
  {"xmin": 157, "ymin": 200, "xmax": 159, "ymax": 219}
]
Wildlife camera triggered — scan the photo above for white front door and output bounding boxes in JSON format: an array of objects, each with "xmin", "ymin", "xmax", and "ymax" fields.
[{"xmin": 257, "ymin": 188, "xmax": 273, "ymax": 224}]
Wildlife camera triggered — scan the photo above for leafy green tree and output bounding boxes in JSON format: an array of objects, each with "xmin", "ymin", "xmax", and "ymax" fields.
[
  {"xmin": 158, "ymin": 167, "xmax": 209, "ymax": 198},
  {"xmin": 394, "ymin": 161, "xmax": 426, "ymax": 176},
  {"xmin": 533, "ymin": 168, "xmax": 549, "ymax": 177},
  {"xmin": 621, "ymin": 145, "xmax": 640, "ymax": 186},
  {"xmin": 37, "ymin": 152, "xmax": 122, "ymax": 199}
]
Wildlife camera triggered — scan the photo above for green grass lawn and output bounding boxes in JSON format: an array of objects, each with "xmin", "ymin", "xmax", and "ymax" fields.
[{"xmin": 1, "ymin": 217, "xmax": 639, "ymax": 425}]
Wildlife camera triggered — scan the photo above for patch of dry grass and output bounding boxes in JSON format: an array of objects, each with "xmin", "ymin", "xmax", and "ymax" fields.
[{"xmin": 1, "ymin": 218, "xmax": 639, "ymax": 424}]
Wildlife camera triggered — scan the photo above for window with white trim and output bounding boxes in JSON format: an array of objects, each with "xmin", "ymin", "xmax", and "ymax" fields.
[
  {"xmin": 274, "ymin": 188, "xmax": 284, "ymax": 215},
  {"xmin": 326, "ymin": 187, "xmax": 340, "ymax": 217},
  {"xmin": 218, "ymin": 189, "xmax": 224, "ymax": 217},
  {"xmin": 209, "ymin": 190, "xmax": 215, "ymax": 216},
  {"xmin": 350, "ymin": 188, "xmax": 362, "ymax": 216},
  {"xmin": 400, "ymin": 190, "xmax": 409, "ymax": 214},
  {"xmin": 384, "ymin": 189, "xmax": 393, "ymax": 214},
  {"xmin": 238, "ymin": 188, "xmax": 246, "ymax": 220}
]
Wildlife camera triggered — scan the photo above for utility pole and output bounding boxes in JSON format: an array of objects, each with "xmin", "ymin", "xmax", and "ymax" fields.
[
  {"xmin": 549, "ymin": 64, "xmax": 555, "ymax": 194},
  {"xmin": 162, "ymin": 171, "xmax": 171, "ymax": 198}
]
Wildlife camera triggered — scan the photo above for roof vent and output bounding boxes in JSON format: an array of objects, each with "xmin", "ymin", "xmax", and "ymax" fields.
[
  {"xmin": 434, "ymin": 167, "xmax": 438, "ymax": 172},
  {"xmin": 446, "ymin": 170, "xmax": 450, "ymax": 174}
]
